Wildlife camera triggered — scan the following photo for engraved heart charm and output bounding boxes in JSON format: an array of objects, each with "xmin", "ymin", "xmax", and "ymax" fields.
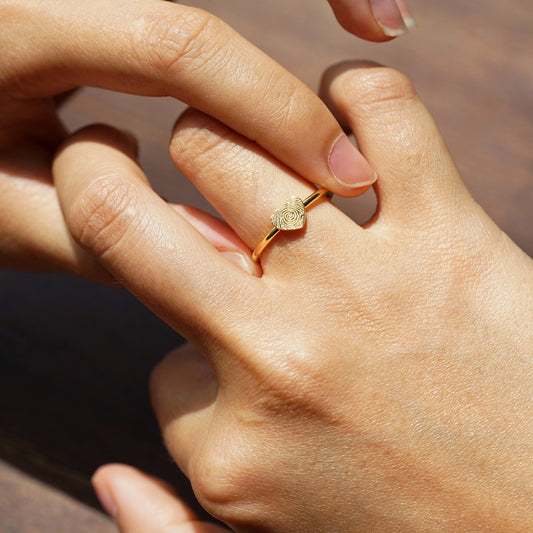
[{"xmin": 271, "ymin": 196, "xmax": 306, "ymax": 230}]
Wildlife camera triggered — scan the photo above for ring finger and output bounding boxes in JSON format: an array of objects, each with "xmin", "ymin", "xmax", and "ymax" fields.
[{"xmin": 169, "ymin": 109, "xmax": 372, "ymax": 271}]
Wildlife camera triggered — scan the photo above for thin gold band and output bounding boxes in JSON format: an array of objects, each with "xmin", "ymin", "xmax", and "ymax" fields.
[{"xmin": 252, "ymin": 187, "xmax": 332, "ymax": 262}]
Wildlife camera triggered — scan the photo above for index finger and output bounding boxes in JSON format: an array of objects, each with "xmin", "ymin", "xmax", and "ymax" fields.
[{"xmin": 3, "ymin": 0, "xmax": 375, "ymax": 196}]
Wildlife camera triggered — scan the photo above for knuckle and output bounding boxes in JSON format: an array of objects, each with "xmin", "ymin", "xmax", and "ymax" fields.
[
  {"xmin": 170, "ymin": 111, "xmax": 218, "ymax": 162},
  {"xmin": 188, "ymin": 443, "xmax": 258, "ymax": 525},
  {"xmin": 68, "ymin": 174, "xmax": 141, "ymax": 258},
  {"xmin": 245, "ymin": 338, "xmax": 342, "ymax": 423},
  {"xmin": 169, "ymin": 112, "xmax": 244, "ymax": 176},
  {"xmin": 267, "ymin": 82, "xmax": 312, "ymax": 132},
  {"xmin": 342, "ymin": 67, "xmax": 419, "ymax": 115},
  {"xmin": 143, "ymin": 7, "xmax": 224, "ymax": 77}
]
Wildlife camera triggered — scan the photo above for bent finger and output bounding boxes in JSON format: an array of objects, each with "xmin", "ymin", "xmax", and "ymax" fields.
[
  {"xmin": 4, "ymin": 0, "xmax": 374, "ymax": 196},
  {"xmin": 320, "ymin": 62, "xmax": 472, "ymax": 228},
  {"xmin": 53, "ymin": 124, "xmax": 254, "ymax": 348}
]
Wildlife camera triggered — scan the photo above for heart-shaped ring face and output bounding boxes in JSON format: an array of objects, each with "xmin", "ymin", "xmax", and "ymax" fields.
[{"xmin": 271, "ymin": 196, "xmax": 306, "ymax": 230}]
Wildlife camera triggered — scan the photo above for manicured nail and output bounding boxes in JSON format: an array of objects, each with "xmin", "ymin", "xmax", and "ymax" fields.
[
  {"xmin": 395, "ymin": 0, "xmax": 417, "ymax": 29},
  {"xmin": 92, "ymin": 476, "xmax": 118, "ymax": 519},
  {"xmin": 370, "ymin": 0, "xmax": 408, "ymax": 37},
  {"xmin": 328, "ymin": 135, "xmax": 377, "ymax": 188}
]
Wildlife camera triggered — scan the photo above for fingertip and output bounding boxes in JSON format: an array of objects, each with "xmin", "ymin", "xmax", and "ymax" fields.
[
  {"xmin": 316, "ymin": 62, "xmax": 385, "ymax": 198},
  {"xmin": 327, "ymin": 134, "xmax": 377, "ymax": 194},
  {"xmin": 326, "ymin": 0, "xmax": 397, "ymax": 42},
  {"xmin": 327, "ymin": 0, "xmax": 416, "ymax": 40}
]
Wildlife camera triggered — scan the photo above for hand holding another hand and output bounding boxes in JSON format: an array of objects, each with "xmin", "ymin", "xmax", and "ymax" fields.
[{"xmin": 3, "ymin": 0, "xmax": 407, "ymax": 277}]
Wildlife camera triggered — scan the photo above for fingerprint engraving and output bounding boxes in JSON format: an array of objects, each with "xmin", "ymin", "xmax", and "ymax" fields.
[{"xmin": 271, "ymin": 196, "xmax": 306, "ymax": 230}]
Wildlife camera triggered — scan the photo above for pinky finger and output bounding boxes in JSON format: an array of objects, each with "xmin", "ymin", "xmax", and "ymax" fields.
[
  {"xmin": 170, "ymin": 204, "xmax": 261, "ymax": 277},
  {"xmin": 92, "ymin": 464, "xmax": 230, "ymax": 533}
]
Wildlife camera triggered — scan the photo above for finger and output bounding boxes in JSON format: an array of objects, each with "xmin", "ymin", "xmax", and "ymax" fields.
[
  {"xmin": 92, "ymin": 464, "xmax": 228, "ymax": 532},
  {"xmin": 150, "ymin": 344, "xmax": 218, "ymax": 478},
  {"xmin": 53, "ymin": 124, "xmax": 255, "ymax": 347},
  {"xmin": 170, "ymin": 110, "xmax": 367, "ymax": 270},
  {"xmin": 4, "ymin": 0, "xmax": 374, "ymax": 196},
  {"xmin": 170, "ymin": 204, "xmax": 261, "ymax": 277},
  {"xmin": 320, "ymin": 62, "xmax": 473, "ymax": 228},
  {"xmin": 0, "ymin": 122, "xmax": 138, "ymax": 280},
  {"xmin": 326, "ymin": 0, "xmax": 416, "ymax": 41},
  {"xmin": 0, "ymin": 172, "xmax": 104, "ymax": 278}
]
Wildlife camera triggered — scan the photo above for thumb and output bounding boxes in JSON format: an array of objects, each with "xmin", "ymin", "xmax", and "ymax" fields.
[
  {"xmin": 150, "ymin": 343, "xmax": 219, "ymax": 479},
  {"xmin": 92, "ymin": 464, "xmax": 229, "ymax": 533}
]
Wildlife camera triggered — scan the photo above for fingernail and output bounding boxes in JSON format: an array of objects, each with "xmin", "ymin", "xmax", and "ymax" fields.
[
  {"xmin": 92, "ymin": 476, "xmax": 118, "ymax": 519},
  {"xmin": 370, "ymin": 0, "xmax": 409, "ymax": 37},
  {"xmin": 328, "ymin": 135, "xmax": 377, "ymax": 188},
  {"xmin": 395, "ymin": 0, "xmax": 417, "ymax": 29}
]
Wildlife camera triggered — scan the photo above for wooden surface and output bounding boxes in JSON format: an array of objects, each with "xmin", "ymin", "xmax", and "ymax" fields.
[{"xmin": 1, "ymin": 0, "xmax": 531, "ymax": 531}]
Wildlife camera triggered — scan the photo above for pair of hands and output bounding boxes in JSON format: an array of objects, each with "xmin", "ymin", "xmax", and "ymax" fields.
[
  {"xmin": 1, "ymin": 0, "xmax": 413, "ymax": 275},
  {"xmin": 4, "ymin": 0, "xmax": 533, "ymax": 531}
]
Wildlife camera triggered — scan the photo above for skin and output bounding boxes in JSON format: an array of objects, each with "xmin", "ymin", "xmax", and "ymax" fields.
[
  {"xmin": 92, "ymin": 464, "xmax": 229, "ymax": 533},
  {"xmin": 53, "ymin": 62, "xmax": 533, "ymax": 531},
  {"xmin": 0, "ymin": 0, "xmax": 391, "ymax": 277}
]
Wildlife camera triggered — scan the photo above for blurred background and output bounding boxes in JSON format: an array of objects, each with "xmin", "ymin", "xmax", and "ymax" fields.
[{"xmin": 1, "ymin": 0, "xmax": 531, "ymax": 530}]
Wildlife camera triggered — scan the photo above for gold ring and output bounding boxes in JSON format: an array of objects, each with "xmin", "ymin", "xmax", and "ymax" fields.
[{"xmin": 252, "ymin": 187, "xmax": 332, "ymax": 262}]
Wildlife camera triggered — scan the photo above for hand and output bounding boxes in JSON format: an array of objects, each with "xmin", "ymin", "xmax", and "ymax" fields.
[
  {"xmin": 52, "ymin": 61, "xmax": 533, "ymax": 531},
  {"xmin": 92, "ymin": 464, "xmax": 229, "ymax": 533},
  {"xmin": 0, "ymin": 0, "xmax": 384, "ymax": 278}
]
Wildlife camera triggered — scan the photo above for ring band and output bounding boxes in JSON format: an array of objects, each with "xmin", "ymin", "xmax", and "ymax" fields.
[{"xmin": 252, "ymin": 187, "xmax": 332, "ymax": 262}]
